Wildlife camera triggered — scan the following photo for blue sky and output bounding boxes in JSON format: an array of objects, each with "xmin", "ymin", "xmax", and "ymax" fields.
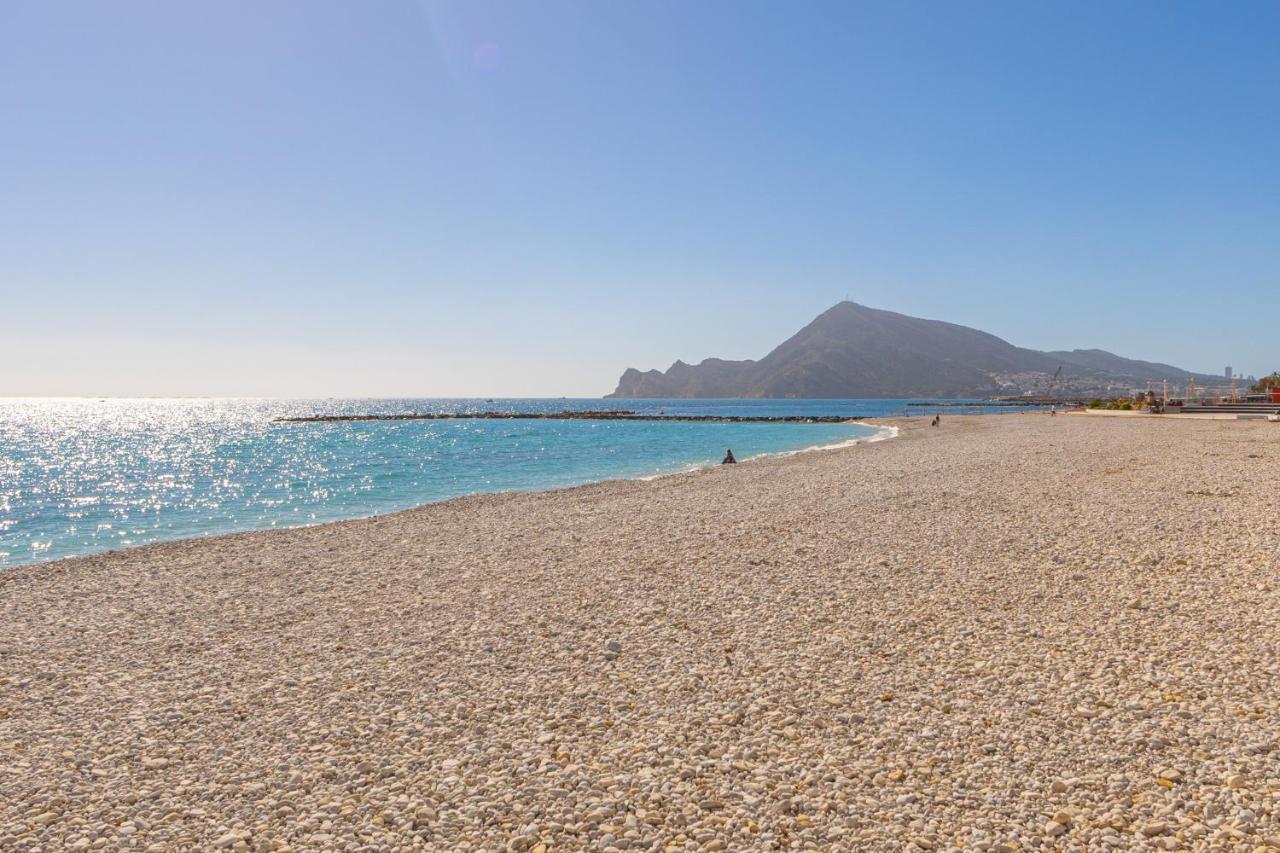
[{"xmin": 2, "ymin": 0, "xmax": 1277, "ymax": 396}]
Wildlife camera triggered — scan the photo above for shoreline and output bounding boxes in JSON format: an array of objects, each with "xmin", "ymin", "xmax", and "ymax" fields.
[
  {"xmin": 632, "ymin": 422, "xmax": 898, "ymax": 481},
  {"xmin": 2, "ymin": 419, "xmax": 894, "ymax": 574},
  {"xmin": 3, "ymin": 413, "xmax": 1277, "ymax": 849}
]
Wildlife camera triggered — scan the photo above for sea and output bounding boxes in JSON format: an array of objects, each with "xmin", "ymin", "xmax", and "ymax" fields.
[{"xmin": 0, "ymin": 397, "xmax": 1027, "ymax": 568}]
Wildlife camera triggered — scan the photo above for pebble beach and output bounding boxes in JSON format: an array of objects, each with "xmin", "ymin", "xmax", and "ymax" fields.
[{"xmin": 1, "ymin": 413, "xmax": 1278, "ymax": 851}]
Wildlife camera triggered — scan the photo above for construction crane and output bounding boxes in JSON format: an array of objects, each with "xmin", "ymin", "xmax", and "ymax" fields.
[{"xmin": 1042, "ymin": 365, "xmax": 1063, "ymax": 397}]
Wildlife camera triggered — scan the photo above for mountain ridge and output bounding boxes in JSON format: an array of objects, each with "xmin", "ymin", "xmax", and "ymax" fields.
[{"xmin": 608, "ymin": 302, "xmax": 1223, "ymax": 398}]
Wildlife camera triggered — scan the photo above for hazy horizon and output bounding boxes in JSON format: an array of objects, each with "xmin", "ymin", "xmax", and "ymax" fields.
[{"xmin": 3, "ymin": 1, "xmax": 1277, "ymax": 396}]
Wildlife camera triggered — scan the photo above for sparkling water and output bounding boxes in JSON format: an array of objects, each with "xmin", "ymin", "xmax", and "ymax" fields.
[{"xmin": 0, "ymin": 397, "xmax": 1009, "ymax": 568}]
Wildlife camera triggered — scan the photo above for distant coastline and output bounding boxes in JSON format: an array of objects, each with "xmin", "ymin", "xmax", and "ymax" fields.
[{"xmin": 610, "ymin": 301, "xmax": 1232, "ymax": 399}]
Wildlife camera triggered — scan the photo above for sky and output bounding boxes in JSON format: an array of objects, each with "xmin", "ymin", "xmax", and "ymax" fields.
[{"xmin": 2, "ymin": 0, "xmax": 1278, "ymax": 396}]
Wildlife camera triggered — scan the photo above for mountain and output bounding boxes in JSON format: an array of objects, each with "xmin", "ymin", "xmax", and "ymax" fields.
[
  {"xmin": 1044, "ymin": 349, "xmax": 1215, "ymax": 383},
  {"xmin": 607, "ymin": 302, "xmax": 1221, "ymax": 398}
]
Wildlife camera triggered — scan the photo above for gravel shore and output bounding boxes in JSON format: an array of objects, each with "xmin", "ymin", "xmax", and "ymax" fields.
[{"xmin": 2, "ymin": 414, "xmax": 1277, "ymax": 851}]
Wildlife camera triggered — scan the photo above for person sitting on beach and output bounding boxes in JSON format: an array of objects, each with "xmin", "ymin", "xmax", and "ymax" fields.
[
  {"xmin": 931, "ymin": 415, "xmax": 939, "ymax": 427},
  {"xmin": 722, "ymin": 449, "xmax": 736, "ymax": 464}
]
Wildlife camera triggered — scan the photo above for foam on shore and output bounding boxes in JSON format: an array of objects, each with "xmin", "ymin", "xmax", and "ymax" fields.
[
  {"xmin": 636, "ymin": 422, "xmax": 895, "ymax": 479},
  {"xmin": 750, "ymin": 422, "xmax": 899, "ymax": 458}
]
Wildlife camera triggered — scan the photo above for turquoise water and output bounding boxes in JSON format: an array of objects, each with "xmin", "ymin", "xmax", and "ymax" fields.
[{"xmin": 0, "ymin": 398, "xmax": 930, "ymax": 568}]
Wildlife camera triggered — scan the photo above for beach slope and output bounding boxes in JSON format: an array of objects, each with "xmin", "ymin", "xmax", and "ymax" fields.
[{"xmin": 1, "ymin": 414, "xmax": 1277, "ymax": 849}]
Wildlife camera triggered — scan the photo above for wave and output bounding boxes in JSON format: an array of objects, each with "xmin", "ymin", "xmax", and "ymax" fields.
[
  {"xmin": 744, "ymin": 423, "xmax": 898, "ymax": 460},
  {"xmin": 635, "ymin": 423, "xmax": 897, "ymax": 480}
]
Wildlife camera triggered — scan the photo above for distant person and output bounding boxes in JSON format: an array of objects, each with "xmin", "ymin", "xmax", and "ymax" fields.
[
  {"xmin": 722, "ymin": 449, "xmax": 736, "ymax": 464},
  {"xmin": 931, "ymin": 415, "xmax": 939, "ymax": 427}
]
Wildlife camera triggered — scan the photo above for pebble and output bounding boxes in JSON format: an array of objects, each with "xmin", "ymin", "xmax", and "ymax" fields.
[{"xmin": 1, "ymin": 415, "xmax": 1277, "ymax": 849}]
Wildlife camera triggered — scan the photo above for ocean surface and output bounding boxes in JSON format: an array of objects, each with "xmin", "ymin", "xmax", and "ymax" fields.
[{"xmin": 0, "ymin": 398, "xmax": 1023, "ymax": 568}]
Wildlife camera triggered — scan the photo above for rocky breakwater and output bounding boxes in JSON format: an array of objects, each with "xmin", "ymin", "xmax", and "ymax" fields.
[{"xmin": 275, "ymin": 411, "xmax": 861, "ymax": 424}]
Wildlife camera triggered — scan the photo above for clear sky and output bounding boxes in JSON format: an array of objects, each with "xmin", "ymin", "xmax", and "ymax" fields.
[{"xmin": 3, "ymin": 1, "xmax": 1277, "ymax": 396}]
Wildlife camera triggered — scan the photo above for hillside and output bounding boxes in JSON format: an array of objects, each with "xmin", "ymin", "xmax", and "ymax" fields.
[
  {"xmin": 1046, "ymin": 349, "xmax": 1219, "ymax": 383},
  {"xmin": 609, "ymin": 302, "xmax": 1219, "ymax": 398}
]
